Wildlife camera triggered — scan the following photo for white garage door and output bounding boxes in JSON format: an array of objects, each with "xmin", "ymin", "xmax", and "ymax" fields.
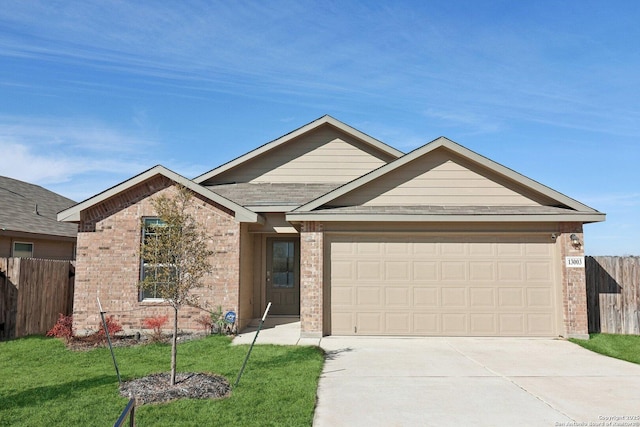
[{"xmin": 329, "ymin": 234, "xmax": 559, "ymax": 336}]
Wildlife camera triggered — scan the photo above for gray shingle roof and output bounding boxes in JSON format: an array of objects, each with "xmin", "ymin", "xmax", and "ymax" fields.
[
  {"xmin": 0, "ymin": 176, "xmax": 77, "ymax": 238},
  {"xmin": 207, "ymin": 183, "xmax": 340, "ymax": 207}
]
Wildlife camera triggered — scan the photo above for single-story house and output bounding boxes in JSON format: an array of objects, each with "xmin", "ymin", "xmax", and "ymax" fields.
[
  {"xmin": 0, "ymin": 176, "xmax": 77, "ymax": 260},
  {"xmin": 58, "ymin": 116, "xmax": 604, "ymax": 338}
]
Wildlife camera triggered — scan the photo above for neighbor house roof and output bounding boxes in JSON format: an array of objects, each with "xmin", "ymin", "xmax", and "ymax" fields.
[
  {"xmin": 58, "ymin": 166, "xmax": 262, "ymax": 224},
  {"xmin": 287, "ymin": 137, "xmax": 606, "ymax": 223},
  {"xmin": 0, "ymin": 176, "xmax": 77, "ymax": 238},
  {"xmin": 193, "ymin": 115, "xmax": 404, "ymax": 184}
]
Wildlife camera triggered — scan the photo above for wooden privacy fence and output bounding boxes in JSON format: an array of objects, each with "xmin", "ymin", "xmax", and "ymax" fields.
[
  {"xmin": 0, "ymin": 257, "xmax": 74, "ymax": 340},
  {"xmin": 586, "ymin": 256, "xmax": 640, "ymax": 334}
]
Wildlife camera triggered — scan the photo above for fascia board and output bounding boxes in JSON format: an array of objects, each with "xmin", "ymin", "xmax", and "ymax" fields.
[
  {"xmin": 193, "ymin": 115, "xmax": 403, "ymax": 184},
  {"xmin": 286, "ymin": 212, "xmax": 606, "ymax": 223}
]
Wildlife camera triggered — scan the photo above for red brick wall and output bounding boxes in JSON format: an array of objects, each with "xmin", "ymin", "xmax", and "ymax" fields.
[
  {"xmin": 300, "ymin": 221, "xmax": 324, "ymax": 337},
  {"xmin": 559, "ymin": 222, "xmax": 589, "ymax": 338},
  {"xmin": 73, "ymin": 177, "xmax": 241, "ymax": 335}
]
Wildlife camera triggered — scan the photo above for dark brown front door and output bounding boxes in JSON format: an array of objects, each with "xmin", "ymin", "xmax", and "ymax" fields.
[{"xmin": 266, "ymin": 238, "xmax": 300, "ymax": 315}]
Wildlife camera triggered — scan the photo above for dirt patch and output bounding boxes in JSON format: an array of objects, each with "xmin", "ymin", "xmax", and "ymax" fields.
[{"xmin": 120, "ymin": 372, "xmax": 231, "ymax": 404}]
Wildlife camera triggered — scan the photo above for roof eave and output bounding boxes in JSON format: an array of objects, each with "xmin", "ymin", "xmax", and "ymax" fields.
[
  {"xmin": 286, "ymin": 212, "xmax": 606, "ymax": 223},
  {"xmin": 57, "ymin": 165, "xmax": 261, "ymax": 224}
]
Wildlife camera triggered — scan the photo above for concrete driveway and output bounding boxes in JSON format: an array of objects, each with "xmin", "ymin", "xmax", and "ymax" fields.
[{"xmin": 313, "ymin": 337, "xmax": 640, "ymax": 427}]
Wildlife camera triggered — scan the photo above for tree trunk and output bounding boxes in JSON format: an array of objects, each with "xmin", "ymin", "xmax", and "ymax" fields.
[{"xmin": 170, "ymin": 306, "xmax": 178, "ymax": 386}]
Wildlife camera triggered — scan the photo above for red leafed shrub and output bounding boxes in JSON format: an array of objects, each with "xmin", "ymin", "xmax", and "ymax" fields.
[
  {"xmin": 46, "ymin": 313, "xmax": 74, "ymax": 342},
  {"xmin": 97, "ymin": 315, "xmax": 123, "ymax": 338},
  {"xmin": 142, "ymin": 315, "xmax": 169, "ymax": 342}
]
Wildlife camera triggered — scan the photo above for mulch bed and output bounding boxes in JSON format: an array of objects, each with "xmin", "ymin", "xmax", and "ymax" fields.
[
  {"xmin": 65, "ymin": 332, "xmax": 206, "ymax": 351},
  {"xmin": 64, "ymin": 333, "xmax": 232, "ymax": 404},
  {"xmin": 119, "ymin": 372, "xmax": 231, "ymax": 404}
]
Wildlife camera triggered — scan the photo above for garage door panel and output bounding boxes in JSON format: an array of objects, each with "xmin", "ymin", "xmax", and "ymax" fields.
[
  {"xmin": 332, "ymin": 260, "xmax": 355, "ymax": 280},
  {"xmin": 526, "ymin": 262, "xmax": 552, "ymax": 281},
  {"xmin": 331, "ymin": 312, "xmax": 355, "ymax": 334},
  {"xmin": 498, "ymin": 262, "xmax": 524, "ymax": 281},
  {"xmin": 413, "ymin": 262, "xmax": 438, "ymax": 280},
  {"xmin": 497, "ymin": 243, "xmax": 524, "ymax": 256},
  {"xmin": 356, "ymin": 313, "xmax": 383, "ymax": 334},
  {"xmin": 525, "ymin": 242, "xmax": 553, "ymax": 256},
  {"xmin": 356, "ymin": 286, "xmax": 382, "ymax": 306},
  {"xmin": 526, "ymin": 288, "xmax": 553, "ymax": 308},
  {"xmin": 385, "ymin": 287, "xmax": 411, "ymax": 307},
  {"xmin": 441, "ymin": 262, "xmax": 467, "ymax": 280},
  {"xmin": 356, "ymin": 261, "xmax": 381, "ymax": 280},
  {"xmin": 442, "ymin": 287, "xmax": 467, "ymax": 307},
  {"xmin": 414, "ymin": 313, "xmax": 439, "ymax": 333},
  {"xmin": 442, "ymin": 313, "xmax": 467, "ymax": 334},
  {"xmin": 470, "ymin": 288, "xmax": 495, "ymax": 307},
  {"xmin": 332, "ymin": 241, "xmax": 355, "ymax": 255},
  {"xmin": 385, "ymin": 242, "xmax": 410, "ymax": 255},
  {"xmin": 385, "ymin": 261, "xmax": 410, "ymax": 280},
  {"xmin": 332, "ymin": 286, "xmax": 354, "ymax": 305},
  {"xmin": 385, "ymin": 313, "xmax": 411, "ymax": 334},
  {"xmin": 498, "ymin": 314, "xmax": 525, "ymax": 334},
  {"xmin": 356, "ymin": 242, "xmax": 381, "ymax": 254},
  {"xmin": 498, "ymin": 288, "xmax": 525, "ymax": 307},
  {"xmin": 527, "ymin": 314, "xmax": 554, "ymax": 334},
  {"xmin": 469, "ymin": 242, "xmax": 494, "ymax": 256},
  {"xmin": 470, "ymin": 314, "xmax": 496, "ymax": 334},
  {"xmin": 413, "ymin": 242, "xmax": 437, "ymax": 255},
  {"xmin": 329, "ymin": 235, "xmax": 558, "ymax": 337},
  {"xmin": 469, "ymin": 262, "xmax": 495, "ymax": 281},
  {"xmin": 414, "ymin": 287, "xmax": 439, "ymax": 307}
]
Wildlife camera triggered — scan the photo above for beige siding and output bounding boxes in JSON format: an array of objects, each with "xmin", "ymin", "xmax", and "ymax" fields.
[
  {"xmin": 210, "ymin": 126, "xmax": 392, "ymax": 184},
  {"xmin": 328, "ymin": 233, "xmax": 560, "ymax": 337},
  {"xmin": 0, "ymin": 236, "xmax": 75, "ymax": 260},
  {"xmin": 330, "ymin": 149, "xmax": 544, "ymax": 207}
]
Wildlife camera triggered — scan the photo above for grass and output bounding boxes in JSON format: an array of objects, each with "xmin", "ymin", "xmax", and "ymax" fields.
[
  {"xmin": 0, "ymin": 335, "xmax": 324, "ymax": 426},
  {"xmin": 569, "ymin": 333, "xmax": 640, "ymax": 364}
]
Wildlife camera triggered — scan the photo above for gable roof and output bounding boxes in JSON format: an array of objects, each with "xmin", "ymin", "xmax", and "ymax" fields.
[
  {"xmin": 193, "ymin": 115, "xmax": 403, "ymax": 184},
  {"xmin": 287, "ymin": 137, "xmax": 605, "ymax": 223},
  {"xmin": 57, "ymin": 165, "xmax": 261, "ymax": 224},
  {"xmin": 0, "ymin": 176, "xmax": 77, "ymax": 238}
]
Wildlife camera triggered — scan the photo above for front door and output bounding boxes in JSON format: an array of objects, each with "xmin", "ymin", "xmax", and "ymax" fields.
[{"xmin": 266, "ymin": 238, "xmax": 300, "ymax": 315}]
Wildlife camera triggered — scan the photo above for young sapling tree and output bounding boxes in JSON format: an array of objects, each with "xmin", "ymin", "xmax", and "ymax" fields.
[{"xmin": 139, "ymin": 185, "xmax": 214, "ymax": 386}]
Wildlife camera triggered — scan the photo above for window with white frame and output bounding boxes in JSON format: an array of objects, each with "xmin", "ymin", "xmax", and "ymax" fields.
[
  {"xmin": 139, "ymin": 218, "xmax": 172, "ymax": 301},
  {"xmin": 13, "ymin": 242, "xmax": 33, "ymax": 258}
]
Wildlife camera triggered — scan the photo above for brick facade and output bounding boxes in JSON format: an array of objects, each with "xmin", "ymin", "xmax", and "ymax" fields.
[
  {"xmin": 73, "ymin": 177, "xmax": 241, "ymax": 335},
  {"xmin": 299, "ymin": 221, "xmax": 324, "ymax": 337},
  {"xmin": 559, "ymin": 222, "xmax": 589, "ymax": 339}
]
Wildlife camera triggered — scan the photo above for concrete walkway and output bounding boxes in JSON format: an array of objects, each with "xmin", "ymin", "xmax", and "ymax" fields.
[{"xmin": 233, "ymin": 326, "xmax": 640, "ymax": 426}]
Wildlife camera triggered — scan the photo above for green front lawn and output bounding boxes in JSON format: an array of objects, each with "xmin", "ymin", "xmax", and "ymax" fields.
[
  {"xmin": 0, "ymin": 335, "xmax": 324, "ymax": 426},
  {"xmin": 569, "ymin": 333, "xmax": 640, "ymax": 364}
]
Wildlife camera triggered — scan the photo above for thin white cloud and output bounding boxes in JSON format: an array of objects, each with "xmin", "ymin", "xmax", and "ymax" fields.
[{"xmin": 0, "ymin": 115, "xmax": 157, "ymax": 198}]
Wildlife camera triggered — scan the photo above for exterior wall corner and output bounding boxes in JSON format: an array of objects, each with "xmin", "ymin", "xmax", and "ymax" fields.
[
  {"xmin": 559, "ymin": 222, "xmax": 588, "ymax": 337},
  {"xmin": 300, "ymin": 221, "xmax": 324, "ymax": 336}
]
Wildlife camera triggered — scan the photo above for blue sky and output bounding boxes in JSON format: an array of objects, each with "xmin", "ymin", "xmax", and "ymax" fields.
[{"xmin": 0, "ymin": 1, "xmax": 638, "ymax": 255}]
